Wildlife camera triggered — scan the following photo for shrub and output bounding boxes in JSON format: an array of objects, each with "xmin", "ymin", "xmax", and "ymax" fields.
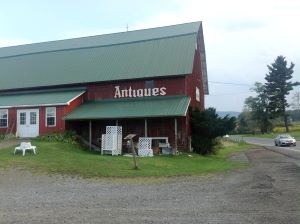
[
  {"xmin": 36, "ymin": 131, "xmax": 77, "ymax": 144},
  {"xmin": 190, "ymin": 108, "xmax": 236, "ymax": 155}
]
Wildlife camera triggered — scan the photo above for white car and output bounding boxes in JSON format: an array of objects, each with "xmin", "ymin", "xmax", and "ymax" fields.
[{"xmin": 274, "ymin": 134, "xmax": 296, "ymax": 147}]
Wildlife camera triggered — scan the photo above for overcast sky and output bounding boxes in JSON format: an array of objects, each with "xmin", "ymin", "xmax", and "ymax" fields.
[{"xmin": 0, "ymin": 0, "xmax": 299, "ymax": 112}]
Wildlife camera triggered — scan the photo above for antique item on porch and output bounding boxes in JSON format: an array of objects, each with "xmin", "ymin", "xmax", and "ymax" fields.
[
  {"xmin": 151, "ymin": 137, "xmax": 172, "ymax": 155},
  {"xmin": 101, "ymin": 126, "xmax": 122, "ymax": 155},
  {"xmin": 152, "ymin": 146, "xmax": 160, "ymax": 155},
  {"xmin": 14, "ymin": 142, "xmax": 37, "ymax": 156},
  {"xmin": 138, "ymin": 137, "xmax": 153, "ymax": 157}
]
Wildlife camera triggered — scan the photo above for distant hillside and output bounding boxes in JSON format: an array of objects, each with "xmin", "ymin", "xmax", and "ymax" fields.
[{"xmin": 217, "ymin": 111, "xmax": 240, "ymax": 118}]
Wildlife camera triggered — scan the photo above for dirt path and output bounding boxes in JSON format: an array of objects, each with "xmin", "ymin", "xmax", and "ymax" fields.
[{"xmin": 0, "ymin": 148, "xmax": 299, "ymax": 224}]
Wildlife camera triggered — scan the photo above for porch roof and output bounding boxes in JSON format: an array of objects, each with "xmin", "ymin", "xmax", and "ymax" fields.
[
  {"xmin": 0, "ymin": 89, "xmax": 85, "ymax": 108},
  {"xmin": 64, "ymin": 95, "xmax": 191, "ymax": 120}
]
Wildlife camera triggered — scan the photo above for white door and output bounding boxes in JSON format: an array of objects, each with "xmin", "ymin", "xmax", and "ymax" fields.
[{"xmin": 17, "ymin": 109, "xmax": 39, "ymax": 138}]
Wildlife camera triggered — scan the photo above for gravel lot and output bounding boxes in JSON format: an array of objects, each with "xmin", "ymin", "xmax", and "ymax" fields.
[{"xmin": 0, "ymin": 148, "xmax": 299, "ymax": 224}]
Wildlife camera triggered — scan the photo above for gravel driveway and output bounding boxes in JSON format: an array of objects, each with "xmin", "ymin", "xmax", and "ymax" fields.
[{"xmin": 0, "ymin": 148, "xmax": 299, "ymax": 224}]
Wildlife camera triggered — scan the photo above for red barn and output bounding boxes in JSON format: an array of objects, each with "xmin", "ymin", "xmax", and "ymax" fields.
[{"xmin": 0, "ymin": 21, "xmax": 208, "ymax": 151}]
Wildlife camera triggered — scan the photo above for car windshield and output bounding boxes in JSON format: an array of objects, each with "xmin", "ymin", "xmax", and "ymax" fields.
[{"xmin": 279, "ymin": 135, "xmax": 292, "ymax": 139}]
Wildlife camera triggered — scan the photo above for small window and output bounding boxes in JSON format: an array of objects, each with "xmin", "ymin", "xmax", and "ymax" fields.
[
  {"xmin": 145, "ymin": 80, "xmax": 154, "ymax": 89},
  {"xmin": 46, "ymin": 107, "xmax": 56, "ymax": 127},
  {"xmin": 0, "ymin": 109, "xmax": 8, "ymax": 128},
  {"xmin": 196, "ymin": 87, "xmax": 200, "ymax": 102}
]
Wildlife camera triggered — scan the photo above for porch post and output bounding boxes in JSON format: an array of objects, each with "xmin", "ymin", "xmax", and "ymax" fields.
[
  {"xmin": 174, "ymin": 118, "xmax": 178, "ymax": 154},
  {"xmin": 89, "ymin": 120, "xmax": 92, "ymax": 151},
  {"xmin": 144, "ymin": 119, "xmax": 148, "ymax": 137}
]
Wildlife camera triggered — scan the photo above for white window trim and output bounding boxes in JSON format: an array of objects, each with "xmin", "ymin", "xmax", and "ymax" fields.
[
  {"xmin": 45, "ymin": 107, "xmax": 56, "ymax": 127},
  {"xmin": 0, "ymin": 109, "xmax": 8, "ymax": 128}
]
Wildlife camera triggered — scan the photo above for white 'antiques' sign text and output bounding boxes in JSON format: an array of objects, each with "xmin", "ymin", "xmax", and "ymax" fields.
[{"xmin": 114, "ymin": 86, "xmax": 166, "ymax": 98}]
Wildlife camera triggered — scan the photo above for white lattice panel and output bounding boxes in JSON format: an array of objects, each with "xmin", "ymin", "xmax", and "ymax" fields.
[
  {"xmin": 101, "ymin": 126, "xmax": 122, "ymax": 155},
  {"xmin": 138, "ymin": 137, "xmax": 153, "ymax": 157},
  {"xmin": 106, "ymin": 126, "xmax": 122, "ymax": 135}
]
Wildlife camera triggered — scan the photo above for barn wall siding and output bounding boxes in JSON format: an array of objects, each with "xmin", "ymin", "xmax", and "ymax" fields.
[
  {"xmin": 0, "ymin": 95, "xmax": 84, "ymax": 136},
  {"xmin": 186, "ymin": 47, "xmax": 204, "ymax": 111},
  {"xmin": 86, "ymin": 77, "xmax": 186, "ymax": 101}
]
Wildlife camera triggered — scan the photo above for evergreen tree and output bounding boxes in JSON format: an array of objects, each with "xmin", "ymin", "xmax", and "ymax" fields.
[
  {"xmin": 265, "ymin": 56, "xmax": 300, "ymax": 132},
  {"xmin": 190, "ymin": 108, "xmax": 236, "ymax": 155}
]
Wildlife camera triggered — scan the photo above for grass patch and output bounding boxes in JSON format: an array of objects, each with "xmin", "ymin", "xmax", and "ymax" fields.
[{"xmin": 0, "ymin": 140, "xmax": 253, "ymax": 178}]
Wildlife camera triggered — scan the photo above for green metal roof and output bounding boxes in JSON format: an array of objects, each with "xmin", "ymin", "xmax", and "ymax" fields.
[
  {"xmin": 0, "ymin": 22, "xmax": 201, "ymax": 57},
  {"xmin": 0, "ymin": 90, "xmax": 85, "ymax": 108},
  {"xmin": 64, "ymin": 96, "xmax": 191, "ymax": 120},
  {"xmin": 0, "ymin": 22, "xmax": 202, "ymax": 91}
]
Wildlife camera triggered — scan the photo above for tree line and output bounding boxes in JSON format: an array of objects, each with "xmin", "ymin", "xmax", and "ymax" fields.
[
  {"xmin": 239, "ymin": 56, "xmax": 299, "ymax": 133},
  {"xmin": 190, "ymin": 55, "xmax": 299, "ymax": 155}
]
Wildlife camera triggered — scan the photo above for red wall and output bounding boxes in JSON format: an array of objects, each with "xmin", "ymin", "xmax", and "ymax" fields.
[
  {"xmin": 86, "ymin": 77, "xmax": 186, "ymax": 101},
  {"xmin": 40, "ymin": 95, "xmax": 84, "ymax": 134},
  {"xmin": 85, "ymin": 55, "xmax": 205, "ymax": 113},
  {"xmin": 0, "ymin": 95, "xmax": 84, "ymax": 136},
  {"xmin": 184, "ymin": 40, "xmax": 206, "ymax": 143},
  {"xmin": 0, "ymin": 109, "xmax": 16, "ymax": 135},
  {"xmin": 186, "ymin": 50, "xmax": 205, "ymax": 110},
  {"xmin": 64, "ymin": 94, "xmax": 84, "ymax": 114}
]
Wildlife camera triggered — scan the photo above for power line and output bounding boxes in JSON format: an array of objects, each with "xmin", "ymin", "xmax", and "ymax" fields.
[
  {"xmin": 208, "ymin": 81, "xmax": 253, "ymax": 86},
  {"xmin": 208, "ymin": 91, "xmax": 252, "ymax": 96}
]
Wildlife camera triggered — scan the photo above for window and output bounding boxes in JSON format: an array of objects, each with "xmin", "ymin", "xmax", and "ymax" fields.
[
  {"xmin": 196, "ymin": 87, "xmax": 200, "ymax": 102},
  {"xmin": 0, "ymin": 109, "xmax": 8, "ymax": 128},
  {"xmin": 145, "ymin": 80, "xmax": 154, "ymax": 89},
  {"xmin": 30, "ymin": 112, "xmax": 37, "ymax": 125},
  {"xmin": 46, "ymin": 107, "xmax": 56, "ymax": 127}
]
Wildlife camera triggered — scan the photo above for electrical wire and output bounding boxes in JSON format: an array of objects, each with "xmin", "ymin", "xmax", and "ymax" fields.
[
  {"xmin": 208, "ymin": 92, "xmax": 252, "ymax": 96},
  {"xmin": 208, "ymin": 81, "xmax": 253, "ymax": 86}
]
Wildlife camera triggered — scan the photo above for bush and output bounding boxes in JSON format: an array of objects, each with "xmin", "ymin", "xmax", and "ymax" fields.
[
  {"xmin": 36, "ymin": 131, "xmax": 77, "ymax": 144},
  {"xmin": 191, "ymin": 108, "xmax": 236, "ymax": 155}
]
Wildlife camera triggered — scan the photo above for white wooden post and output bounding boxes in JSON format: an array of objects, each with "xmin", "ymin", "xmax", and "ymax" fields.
[{"xmin": 174, "ymin": 118, "xmax": 178, "ymax": 154}]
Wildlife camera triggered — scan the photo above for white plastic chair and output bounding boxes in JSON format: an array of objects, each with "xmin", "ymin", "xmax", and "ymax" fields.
[{"xmin": 14, "ymin": 142, "xmax": 37, "ymax": 156}]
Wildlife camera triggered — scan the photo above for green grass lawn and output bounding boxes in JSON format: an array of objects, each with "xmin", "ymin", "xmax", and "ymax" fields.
[{"xmin": 0, "ymin": 140, "xmax": 253, "ymax": 178}]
